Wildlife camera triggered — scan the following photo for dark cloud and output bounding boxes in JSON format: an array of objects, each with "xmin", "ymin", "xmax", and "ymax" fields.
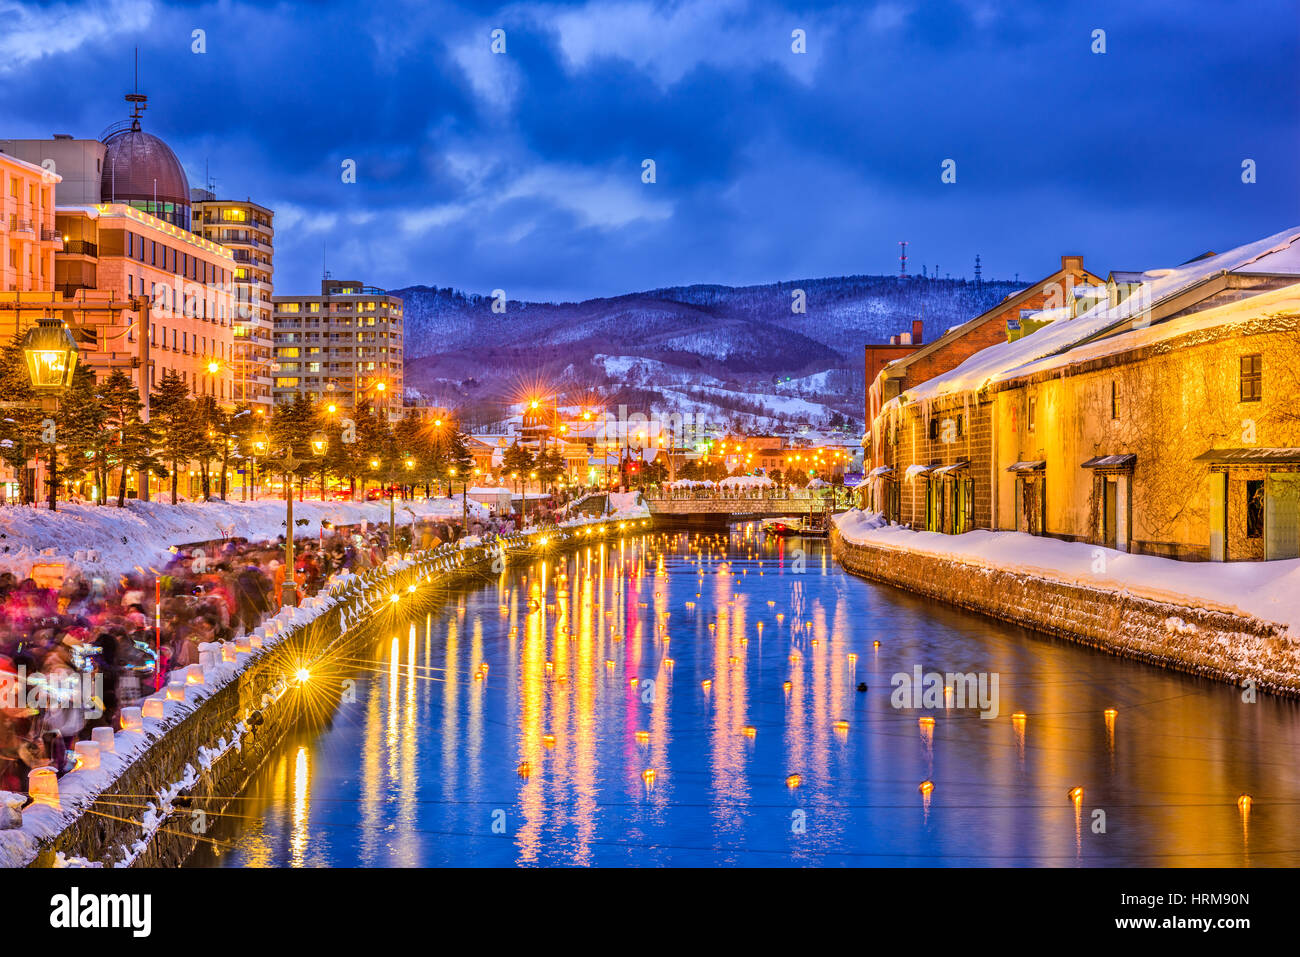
[{"xmin": 1, "ymin": 0, "xmax": 1294, "ymax": 299}]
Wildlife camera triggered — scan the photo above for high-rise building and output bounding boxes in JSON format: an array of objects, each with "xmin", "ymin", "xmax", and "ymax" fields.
[
  {"xmin": 272, "ymin": 279, "xmax": 404, "ymax": 421},
  {"xmin": 191, "ymin": 192, "xmax": 274, "ymax": 411}
]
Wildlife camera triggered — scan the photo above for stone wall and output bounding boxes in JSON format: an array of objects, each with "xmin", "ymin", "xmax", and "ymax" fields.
[{"xmin": 832, "ymin": 528, "xmax": 1300, "ymax": 697}]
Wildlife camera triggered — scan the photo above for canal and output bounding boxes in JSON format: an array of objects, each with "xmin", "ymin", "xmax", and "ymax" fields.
[{"xmin": 188, "ymin": 527, "xmax": 1300, "ymax": 867}]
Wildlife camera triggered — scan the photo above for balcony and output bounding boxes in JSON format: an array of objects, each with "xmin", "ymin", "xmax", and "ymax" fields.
[{"xmin": 62, "ymin": 240, "xmax": 98, "ymax": 257}]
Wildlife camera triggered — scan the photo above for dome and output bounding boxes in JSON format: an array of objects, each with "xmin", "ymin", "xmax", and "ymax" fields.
[{"xmin": 101, "ymin": 125, "xmax": 192, "ymax": 230}]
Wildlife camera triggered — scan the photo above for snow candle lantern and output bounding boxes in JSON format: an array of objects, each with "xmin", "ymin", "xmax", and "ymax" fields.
[
  {"xmin": 120, "ymin": 706, "xmax": 143, "ymax": 732},
  {"xmin": 185, "ymin": 664, "xmax": 205, "ymax": 686},
  {"xmin": 221, "ymin": 643, "xmax": 238, "ymax": 664},
  {"xmin": 165, "ymin": 680, "xmax": 186, "ymax": 701},
  {"xmin": 27, "ymin": 766, "xmax": 59, "ymax": 808},
  {"xmin": 249, "ymin": 634, "xmax": 263, "ymax": 650},
  {"xmin": 91, "ymin": 726, "xmax": 115, "ymax": 753},
  {"xmin": 73, "ymin": 740, "xmax": 100, "ymax": 771},
  {"xmin": 199, "ymin": 650, "xmax": 217, "ymax": 669},
  {"xmin": 235, "ymin": 635, "xmax": 252, "ymax": 653},
  {"xmin": 142, "ymin": 695, "xmax": 166, "ymax": 719}
]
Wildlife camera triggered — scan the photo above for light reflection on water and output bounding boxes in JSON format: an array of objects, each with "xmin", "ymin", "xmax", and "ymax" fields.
[{"xmin": 188, "ymin": 528, "xmax": 1300, "ymax": 868}]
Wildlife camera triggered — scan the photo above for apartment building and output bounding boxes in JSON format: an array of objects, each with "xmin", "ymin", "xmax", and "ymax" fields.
[
  {"xmin": 192, "ymin": 192, "xmax": 274, "ymax": 410},
  {"xmin": 272, "ymin": 279, "xmax": 404, "ymax": 421}
]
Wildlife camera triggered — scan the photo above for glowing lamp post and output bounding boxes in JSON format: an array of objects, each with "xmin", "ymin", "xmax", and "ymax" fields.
[
  {"xmin": 311, "ymin": 430, "xmax": 328, "ymax": 500},
  {"xmin": 21, "ymin": 316, "xmax": 79, "ymax": 511}
]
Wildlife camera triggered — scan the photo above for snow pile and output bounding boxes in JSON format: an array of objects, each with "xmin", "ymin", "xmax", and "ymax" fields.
[
  {"xmin": 666, "ymin": 479, "xmax": 716, "ymax": 488},
  {"xmin": 607, "ymin": 491, "xmax": 650, "ymax": 518},
  {"xmin": 0, "ymin": 497, "xmax": 486, "ymax": 580},
  {"xmin": 834, "ymin": 510, "xmax": 1300, "ymax": 635},
  {"xmin": 718, "ymin": 475, "xmax": 774, "ymax": 489}
]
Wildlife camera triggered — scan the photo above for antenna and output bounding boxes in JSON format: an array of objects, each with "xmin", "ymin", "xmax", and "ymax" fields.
[
  {"xmin": 898, "ymin": 240, "xmax": 908, "ymax": 278},
  {"xmin": 974, "ymin": 254, "xmax": 982, "ymax": 286}
]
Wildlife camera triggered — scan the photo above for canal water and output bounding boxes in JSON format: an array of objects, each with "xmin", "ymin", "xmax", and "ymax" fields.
[{"xmin": 188, "ymin": 528, "xmax": 1300, "ymax": 867}]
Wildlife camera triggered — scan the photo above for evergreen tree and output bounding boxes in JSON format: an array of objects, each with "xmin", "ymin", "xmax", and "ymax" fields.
[
  {"xmin": 150, "ymin": 370, "xmax": 197, "ymax": 503},
  {"xmin": 57, "ymin": 365, "xmax": 110, "ymax": 503},
  {"xmin": 0, "ymin": 337, "xmax": 42, "ymax": 504}
]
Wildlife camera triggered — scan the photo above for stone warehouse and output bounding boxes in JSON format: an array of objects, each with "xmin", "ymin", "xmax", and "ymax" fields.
[{"xmin": 864, "ymin": 228, "xmax": 1300, "ymax": 561}]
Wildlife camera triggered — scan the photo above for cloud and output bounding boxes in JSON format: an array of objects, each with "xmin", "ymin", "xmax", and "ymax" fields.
[
  {"xmin": 0, "ymin": 0, "xmax": 153, "ymax": 73},
  {"xmin": 451, "ymin": 29, "xmax": 523, "ymax": 109},
  {"xmin": 397, "ymin": 159, "xmax": 673, "ymax": 238}
]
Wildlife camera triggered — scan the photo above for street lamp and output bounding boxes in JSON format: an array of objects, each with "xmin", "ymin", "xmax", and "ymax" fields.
[
  {"xmin": 310, "ymin": 429, "xmax": 328, "ymax": 500},
  {"xmin": 251, "ymin": 432, "xmax": 269, "ymax": 500},
  {"xmin": 21, "ymin": 316, "xmax": 79, "ymax": 511}
]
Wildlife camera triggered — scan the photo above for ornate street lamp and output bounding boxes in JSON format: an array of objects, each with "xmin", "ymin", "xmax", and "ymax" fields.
[
  {"xmin": 23, "ymin": 316, "xmax": 79, "ymax": 392},
  {"xmin": 21, "ymin": 316, "xmax": 79, "ymax": 511}
]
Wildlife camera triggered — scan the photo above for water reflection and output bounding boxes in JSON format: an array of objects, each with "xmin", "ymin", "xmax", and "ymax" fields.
[{"xmin": 189, "ymin": 527, "xmax": 1300, "ymax": 868}]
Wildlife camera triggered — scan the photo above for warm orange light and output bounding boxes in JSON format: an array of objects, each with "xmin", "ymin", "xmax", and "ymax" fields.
[
  {"xmin": 919, "ymin": 780, "xmax": 934, "ymax": 796},
  {"xmin": 742, "ymin": 726, "xmax": 756, "ymax": 739},
  {"xmin": 701, "ymin": 679, "xmax": 712, "ymax": 692},
  {"xmin": 543, "ymin": 734, "xmax": 556, "ymax": 749},
  {"xmin": 1068, "ymin": 786, "xmax": 1085, "ymax": 804},
  {"xmin": 517, "ymin": 761, "xmax": 531, "ymax": 777},
  {"xmin": 785, "ymin": 773, "xmax": 801, "ymax": 789},
  {"xmin": 1238, "ymin": 793, "xmax": 1252, "ymax": 812},
  {"xmin": 635, "ymin": 730, "xmax": 650, "ymax": 745}
]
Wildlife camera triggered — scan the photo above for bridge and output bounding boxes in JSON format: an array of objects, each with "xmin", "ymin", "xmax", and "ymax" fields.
[{"xmin": 644, "ymin": 489, "xmax": 844, "ymax": 527}]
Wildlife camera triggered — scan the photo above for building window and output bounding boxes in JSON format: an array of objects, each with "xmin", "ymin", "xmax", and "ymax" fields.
[
  {"xmin": 1240, "ymin": 354, "xmax": 1262, "ymax": 402},
  {"xmin": 928, "ymin": 418, "xmax": 939, "ymax": 440},
  {"xmin": 1111, "ymin": 380, "xmax": 1120, "ymax": 419},
  {"xmin": 1027, "ymin": 396, "xmax": 1037, "ymax": 433},
  {"xmin": 1246, "ymin": 479, "xmax": 1264, "ymax": 538}
]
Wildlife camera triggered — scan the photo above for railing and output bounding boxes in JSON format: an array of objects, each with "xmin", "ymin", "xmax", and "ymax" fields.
[
  {"xmin": 62, "ymin": 240, "xmax": 98, "ymax": 257},
  {"xmin": 41, "ymin": 227, "xmax": 62, "ymax": 242}
]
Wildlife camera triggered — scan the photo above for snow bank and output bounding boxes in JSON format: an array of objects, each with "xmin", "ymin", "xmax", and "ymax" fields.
[
  {"xmin": 0, "ymin": 497, "xmax": 487, "ymax": 581},
  {"xmin": 834, "ymin": 510, "xmax": 1300, "ymax": 635}
]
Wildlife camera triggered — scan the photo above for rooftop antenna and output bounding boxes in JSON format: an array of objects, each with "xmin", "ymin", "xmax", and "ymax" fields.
[
  {"xmin": 898, "ymin": 240, "xmax": 908, "ymax": 278},
  {"xmin": 125, "ymin": 50, "xmax": 147, "ymax": 132}
]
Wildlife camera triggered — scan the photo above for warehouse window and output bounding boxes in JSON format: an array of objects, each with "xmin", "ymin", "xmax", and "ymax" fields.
[{"xmin": 1240, "ymin": 354, "xmax": 1262, "ymax": 402}]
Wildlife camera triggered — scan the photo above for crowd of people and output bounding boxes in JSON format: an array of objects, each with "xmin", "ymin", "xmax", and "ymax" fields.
[{"xmin": 0, "ymin": 509, "xmax": 525, "ymax": 798}]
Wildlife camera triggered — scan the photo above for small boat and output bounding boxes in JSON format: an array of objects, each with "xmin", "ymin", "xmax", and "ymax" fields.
[{"xmin": 763, "ymin": 514, "xmax": 830, "ymax": 537}]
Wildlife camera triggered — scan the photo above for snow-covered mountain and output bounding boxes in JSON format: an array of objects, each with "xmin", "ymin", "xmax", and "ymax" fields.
[{"xmin": 396, "ymin": 275, "xmax": 1022, "ymax": 431}]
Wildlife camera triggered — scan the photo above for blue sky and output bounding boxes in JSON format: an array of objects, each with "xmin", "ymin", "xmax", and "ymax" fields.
[{"xmin": 2, "ymin": 0, "xmax": 1296, "ymax": 300}]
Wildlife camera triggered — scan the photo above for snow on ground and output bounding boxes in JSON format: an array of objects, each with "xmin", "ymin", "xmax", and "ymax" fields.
[
  {"xmin": 835, "ymin": 510, "xmax": 1300, "ymax": 634},
  {"xmin": 0, "ymin": 497, "xmax": 489, "ymax": 581}
]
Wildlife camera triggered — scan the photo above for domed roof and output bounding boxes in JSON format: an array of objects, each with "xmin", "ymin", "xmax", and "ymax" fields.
[{"xmin": 101, "ymin": 126, "xmax": 190, "ymax": 207}]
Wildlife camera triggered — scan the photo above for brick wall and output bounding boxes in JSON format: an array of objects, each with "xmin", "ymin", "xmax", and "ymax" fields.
[{"xmin": 899, "ymin": 265, "xmax": 1099, "ymax": 394}]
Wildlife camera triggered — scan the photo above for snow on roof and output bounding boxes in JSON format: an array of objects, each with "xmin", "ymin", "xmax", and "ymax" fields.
[
  {"xmin": 1010, "ymin": 280, "xmax": 1300, "ymax": 383},
  {"xmin": 894, "ymin": 226, "xmax": 1300, "ymax": 406}
]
